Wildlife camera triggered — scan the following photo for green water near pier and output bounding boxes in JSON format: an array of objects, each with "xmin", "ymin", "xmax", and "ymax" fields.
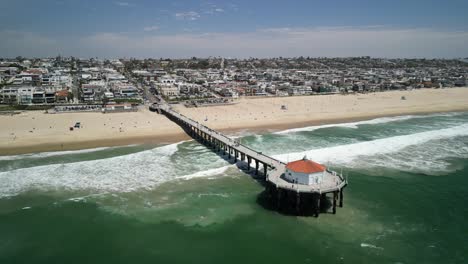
[{"xmin": 1, "ymin": 112, "xmax": 468, "ymax": 263}]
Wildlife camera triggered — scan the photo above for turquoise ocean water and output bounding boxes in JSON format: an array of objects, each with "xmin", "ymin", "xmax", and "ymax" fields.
[{"xmin": 1, "ymin": 112, "xmax": 468, "ymax": 263}]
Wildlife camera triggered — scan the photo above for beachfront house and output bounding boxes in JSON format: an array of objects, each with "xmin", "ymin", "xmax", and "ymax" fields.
[
  {"xmin": 17, "ymin": 87, "xmax": 33, "ymax": 105},
  {"xmin": 160, "ymin": 84, "xmax": 179, "ymax": 98},
  {"xmin": 284, "ymin": 156, "xmax": 326, "ymax": 185},
  {"xmin": 81, "ymin": 82, "xmax": 105, "ymax": 103},
  {"xmin": 0, "ymin": 87, "xmax": 18, "ymax": 104}
]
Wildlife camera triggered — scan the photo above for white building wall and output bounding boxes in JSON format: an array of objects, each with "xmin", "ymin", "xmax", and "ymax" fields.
[
  {"xmin": 309, "ymin": 172, "xmax": 324, "ymax": 184},
  {"xmin": 285, "ymin": 169, "xmax": 324, "ymax": 185},
  {"xmin": 285, "ymin": 169, "xmax": 310, "ymax": 185}
]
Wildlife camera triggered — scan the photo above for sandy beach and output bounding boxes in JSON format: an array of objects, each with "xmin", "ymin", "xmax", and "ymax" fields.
[{"xmin": 1, "ymin": 88, "xmax": 468, "ymax": 155}]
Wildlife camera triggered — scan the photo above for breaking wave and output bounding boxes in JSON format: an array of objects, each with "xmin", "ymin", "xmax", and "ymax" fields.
[
  {"xmin": 1, "ymin": 114, "xmax": 467, "ymax": 198},
  {"xmin": 0, "ymin": 147, "xmax": 115, "ymax": 161},
  {"xmin": 0, "ymin": 143, "xmax": 181, "ymax": 198},
  {"xmin": 177, "ymin": 165, "xmax": 232, "ymax": 180},
  {"xmin": 274, "ymin": 123, "xmax": 468, "ymax": 173},
  {"xmin": 275, "ymin": 112, "xmax": 462, "ymax": 134}
]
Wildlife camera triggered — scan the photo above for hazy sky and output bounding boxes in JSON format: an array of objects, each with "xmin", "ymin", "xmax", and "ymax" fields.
[{"xmin": 1, "ymin": 0, "xmax": 468, "ymax": 58}]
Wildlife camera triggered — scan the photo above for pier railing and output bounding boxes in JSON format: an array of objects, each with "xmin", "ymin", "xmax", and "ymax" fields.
[
  {"xmin": 162, "ymin": 105, "xmax": 285, "ymax": 169},
  {"xmin": 159, "ymin": 103, "xmax": 346, "ymax": 196}
]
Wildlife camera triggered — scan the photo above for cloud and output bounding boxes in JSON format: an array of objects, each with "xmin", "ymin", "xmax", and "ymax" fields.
[
  {"xmin": 115, "ymin": 2, "xmax": 133, "ymax": 7},
  {"xmin": 1, "ymin": 27, "xmax": 468, "ymax": 58},
  {"xmin": 202, "ymin": 6, "xmax": 225, "ymax": 15},
  {"xmin": 261, "ymin": 27, "xmax": 293, "ymax": 33},
  {"xmin": 143, "ymin": 26, "xmax": 160, "ymax": 32},
  {"xmin": 76, "ymin": 27, "xmax": 468, "ymax": 59},
  {"xmin": 175, "ymin": 11, "xmax": 201, "ymax": 21},
  {"xmin": 228, "ymin": 3, "xmax": 239, "ymax": 11}
]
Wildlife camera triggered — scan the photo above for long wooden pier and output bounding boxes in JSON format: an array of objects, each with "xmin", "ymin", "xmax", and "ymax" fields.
[{"xmin": 157, "ymin": 103, "xmax": 347, "ymax": 216}]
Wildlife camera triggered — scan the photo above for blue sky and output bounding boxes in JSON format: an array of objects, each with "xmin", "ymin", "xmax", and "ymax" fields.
[{"xmin": 1, "ymin": 0, "xmax": 468, "ymax": 58}]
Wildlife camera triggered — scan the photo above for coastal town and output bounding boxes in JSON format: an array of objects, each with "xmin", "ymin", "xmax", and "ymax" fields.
[
  {"xmin": 1, "ymin": 57, "xmax": 467, "ymax": 111},
  {"xmin": 3, "ymin": 0, "xmax": 468, "ymax": 262}
]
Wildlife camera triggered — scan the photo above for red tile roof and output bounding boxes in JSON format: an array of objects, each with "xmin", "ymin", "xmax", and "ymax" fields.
[{"xmin": 286, "ymin": 159, "xmax": 325, "ymax": 174}]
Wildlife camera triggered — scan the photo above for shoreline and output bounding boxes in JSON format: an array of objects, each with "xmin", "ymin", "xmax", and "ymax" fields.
[
  {"xmin": 1, "ymin": 88, "xmax": 468, "ymax": 155},
  {"xmin": 1, "ymin": 107, "xmax": 466, "ymax": 156},
  {"xmin": 0, "ymin": 132, "xmax": 190, "ymax": 156}
]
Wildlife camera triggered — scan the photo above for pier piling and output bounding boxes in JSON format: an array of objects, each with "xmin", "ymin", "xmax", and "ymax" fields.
[
  {"xmin": 339, "ymin": 189, "xmax": 344, "ymax": 208},
  {"xmin": 332, "ymin": 191, "xmax": 337, "ymax": 214},
  {"xmin": 296, "ymin": 192, "xmax": 301, "ymax": 214},
  {"xmin": 157, "ymin": 105, "xmax": 347, "ymax": 217},
  {"xmin": 255, "ymin": 160, "xmax": 259, "ymax": 175}
]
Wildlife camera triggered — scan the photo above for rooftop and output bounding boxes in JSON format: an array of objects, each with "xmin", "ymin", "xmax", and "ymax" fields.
[{"xmin": 286, "ymin": 156, "xmax": 325, "ymax": 174}]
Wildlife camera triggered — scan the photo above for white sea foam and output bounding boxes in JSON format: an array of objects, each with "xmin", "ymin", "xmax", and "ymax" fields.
[
  {"xmin": 0, "ymin": 139, "xmax": 239, "ymax": 198},
  {"xmin": 275, "ymin": 112, "xmax": 461, "ymax": 135},
  {"xmin": 274, "ymin": 123, "xmax": 468, "ymax": 170},
  {"xmin": 177, "ymin": 165, "xmax": 232, "ymax": 180},
  {"xmin": 0, "ymin": 142, "xmax": 181, "ymax": 198},
  {"xmin": 1, "ymin": 119, "xmax": 467, "ymax": 198},
  {"xmin": 360, "ymin": 243, "xmax": 384, "ymax": 250},
  {"xmin": 197, "ymin": 193, "xmax": 230, "ymax": 198},
  {"xmin": 360, "ymin": 136, "xmax": 468, "ymax": 174},
  {"xmin": 0, "ymin": 146, "xmax": 116, "ymax": 161}
]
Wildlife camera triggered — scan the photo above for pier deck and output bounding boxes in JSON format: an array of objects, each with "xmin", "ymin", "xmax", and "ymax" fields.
[{"xmin": 159, "ymin": 104, "xmax": 347, "ymax": 195}]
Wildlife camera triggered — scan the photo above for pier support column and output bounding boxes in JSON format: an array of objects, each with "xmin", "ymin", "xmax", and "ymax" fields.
[
  {"xmin": 228, "ymin": 147, "xmax": 231, "ymax": 159},
  {"xmin": 277, "ymin": 187, "xmax": 281, "ymax": 210},
  {"xmin": 263, "ymin": 163, "xmax": 267, "ymax": 177},
  {"xmin": 247, "ymin": 157, "xmax": 251, "ymax": 171},
  {"xmin": 241, "ymin": 153, "xmax": 245, "ymax": 161},
  {"xmin": 296, "ymin": 192, "xmax": 301, "ymax": 215},
  {"xmin": 222, "ymin": 144, "xmax": 226, "ymax": 155},
  {"xmin": 339, "ymin": 189, "xmax": 344, "ymax": 208},
  {"xmin": 255, "ymin": 160, "xmax": 259, "ymax": 175},
  {"xmin": 234, "ymin": 150, "xmax": 238, "ymax": 162},
  {"xmin": 332, "ymin": 191, "xmax": 337, "ymax": 214},
  {"xmin": 315, "ymin": 193, "xmax": 321, "ymax": 217}
]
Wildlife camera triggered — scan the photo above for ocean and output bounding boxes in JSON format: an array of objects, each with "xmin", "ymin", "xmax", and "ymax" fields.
[{"xmin": 1, "ymin": 112, "xmax": 467, "ymax": 263}]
